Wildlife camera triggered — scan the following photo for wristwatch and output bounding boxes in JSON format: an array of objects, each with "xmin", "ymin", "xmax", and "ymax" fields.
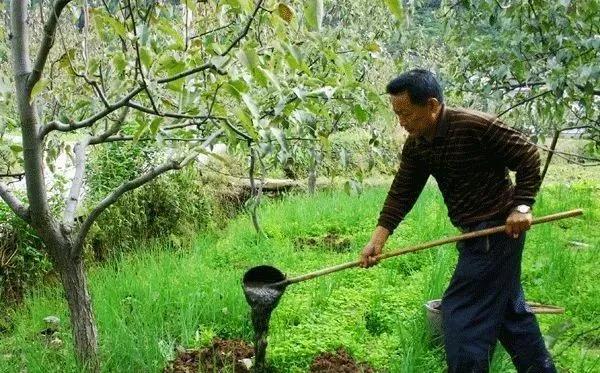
[{"xmin": 515, "ymin": 204, "xmax": 531, "ymax": 214}]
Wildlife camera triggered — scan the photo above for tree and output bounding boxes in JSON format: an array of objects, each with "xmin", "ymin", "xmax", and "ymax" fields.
[
  {"xmin": 439, "ymin": 0, "xmax": 599, "ymax": 146},
  {"xmin": 0, "ymin": 0, "xmax": 385, "ymax": 369}
]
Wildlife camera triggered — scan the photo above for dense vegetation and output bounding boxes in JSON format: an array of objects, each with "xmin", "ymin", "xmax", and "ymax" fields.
[
  {"xmin": 0, "ymin": 0, "xmax": 598, "ymax": 371},
  {"xmin": 1, "ymin": 184, "xmax": 599, "ymax": 372}
]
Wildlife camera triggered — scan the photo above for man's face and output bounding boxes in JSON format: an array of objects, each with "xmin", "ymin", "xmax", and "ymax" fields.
[{"xmin": 390, "ymin": 92, "xmax": 438, "ymax": 137}]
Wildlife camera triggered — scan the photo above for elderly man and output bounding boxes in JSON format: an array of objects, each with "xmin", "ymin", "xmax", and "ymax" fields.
[{"xmin": 360, "ymin": 69, "xmax": 556, "ymax": 373}]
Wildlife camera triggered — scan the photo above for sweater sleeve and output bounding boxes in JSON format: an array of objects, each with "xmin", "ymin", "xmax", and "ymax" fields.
[
  {"xmin": 480, "ymin": 119, "xmax": 541, "ymax": 208},
  {"xmin": 377, "ymin": 137, "xmax": 430, "ymax": 234}
]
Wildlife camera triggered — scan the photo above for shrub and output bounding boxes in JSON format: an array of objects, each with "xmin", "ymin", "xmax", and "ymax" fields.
[
  {"xmin": 0, "ymin": 203, "xmax": 51, "ymax": 307},
  {"xmin": 84, "ymin": 142, "xmax": 219, "ymax": 260}
]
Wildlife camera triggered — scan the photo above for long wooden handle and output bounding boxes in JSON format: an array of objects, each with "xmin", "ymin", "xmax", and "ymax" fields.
[{"xmin": 282, "ymin": 209, "xmax": 583, "ymax": 286}]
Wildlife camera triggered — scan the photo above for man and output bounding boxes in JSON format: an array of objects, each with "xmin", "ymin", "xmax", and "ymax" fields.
[{"xmin": 359, "ymin": 69, "xmax": 556, "ymax": 373}]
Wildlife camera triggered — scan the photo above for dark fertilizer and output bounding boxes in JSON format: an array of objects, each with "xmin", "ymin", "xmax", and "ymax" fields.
[{"xmin": 242, "ymin": 265, "xmax": 287, "ymax": 372}]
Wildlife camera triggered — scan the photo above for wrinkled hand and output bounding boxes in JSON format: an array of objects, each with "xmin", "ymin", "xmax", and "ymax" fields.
[
  {"xmin": 505, "ymin": 211, "xmax": 533, "ymax": 238},
  {"xmin": 360, "ymin": 241, "xmax": 383, "ymax": 268}
]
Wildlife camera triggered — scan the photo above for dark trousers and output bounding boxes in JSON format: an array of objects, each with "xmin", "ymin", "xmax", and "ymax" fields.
[{"xmin": 441, "ymin": 221, "xmax": 557, "ymax": 373}]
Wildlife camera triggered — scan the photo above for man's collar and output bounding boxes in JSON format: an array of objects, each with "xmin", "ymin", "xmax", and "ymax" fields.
[{"xmin": 434, "ymin": 104, "xmax": 449, "ymax": 139}]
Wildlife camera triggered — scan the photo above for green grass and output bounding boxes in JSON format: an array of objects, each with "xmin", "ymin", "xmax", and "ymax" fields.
[{"xmin": 0, "ymin": 184, "xmax": 599, "ymax": 372}]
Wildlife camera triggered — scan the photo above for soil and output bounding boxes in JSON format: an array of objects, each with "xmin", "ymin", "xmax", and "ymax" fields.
[
  {"xmin": 309, "ymin": 348, "xmax": 375, "ymax": 373},
  {"xmin": 164, "ymin": 338, "xmax": 254, "ymax": 373}
]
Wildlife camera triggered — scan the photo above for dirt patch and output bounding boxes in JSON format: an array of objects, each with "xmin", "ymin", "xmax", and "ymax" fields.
[
  {"xmin": 164, "ymin": 338, "xmax": 253, "ymax": 373},
  {"xmin": 310, "ymin": 348, "xmax": 375, "ymax": 373},
  {"xmin": 295, "ymin": 233, "xmax": 352, "ymax": 253}
]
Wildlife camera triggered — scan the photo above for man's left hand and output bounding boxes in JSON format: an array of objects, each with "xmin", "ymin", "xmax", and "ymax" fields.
[{"xmin": 505, "ymin": 211, "xmax": 533, "ymax": 238}]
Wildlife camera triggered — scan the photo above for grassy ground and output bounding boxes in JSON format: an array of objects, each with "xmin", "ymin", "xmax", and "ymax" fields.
[{"xmin": 0, "ymin": 183, "xmax": 598, "ymax": 372}]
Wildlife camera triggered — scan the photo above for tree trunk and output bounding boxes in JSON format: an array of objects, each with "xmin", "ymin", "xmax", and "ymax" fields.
[{"xmin": 57, "ymin": 253, "xmax": 100, "ymax": 372}]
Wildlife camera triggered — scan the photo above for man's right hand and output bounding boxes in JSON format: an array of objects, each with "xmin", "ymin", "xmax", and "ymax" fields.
[
  {"xmin": 359, "ymin": 226, "xmax": 390, "ymax": 268},
  {"xmin": 360, "ymin": 241, "xmax": 383, "ymax": 268}
]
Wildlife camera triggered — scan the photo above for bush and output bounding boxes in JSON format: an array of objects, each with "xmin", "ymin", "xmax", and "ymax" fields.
[
  {"xmin": 0, "ymin": 203, "xmax": 51, "ymax": 307},
  {"xmin": 84, "ymin": 142, "xmax": 219, "ymax": 260}
]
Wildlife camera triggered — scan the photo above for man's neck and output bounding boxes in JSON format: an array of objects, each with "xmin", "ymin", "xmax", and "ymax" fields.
[{"xmin": 423, "ymin": 106, "xmax": 444, "ymax": 142}]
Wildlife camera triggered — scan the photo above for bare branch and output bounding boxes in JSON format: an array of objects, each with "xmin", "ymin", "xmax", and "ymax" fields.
[
  {"xmin": 63, "ymin": 139, "xmax": 88, "ymax": 224},
  {"xmin": 125, "ymin": 100, "xmax": 216, "ymax": 121},
  {"xmin": 156, "ymin": 62, "xmax": 222, "ymax": 84},
  {"xmin": 497, "ymin": 90, "xmax": 551, "ymax": 117},
  {"xmin": 190, "ymin": 22, "xmax": 235, "ymax": 40},
  {"xmin": 125, "ymin": 0, "xmax": 160, "ymax": 114},
  {"xmin": 0, "ymin": 183, "xmax": 30, "ymax": 222},
  {"xmin": 55, "ymin": 17, "xmax": 111, "ymax": 107},
  {"xmin": 221, "ymin": 0, "xmax": 265, "ymax": 56},
  {"xmin": 89, "ymin": 135, "xmax": 214, "ymax": 144},
  {"xmin": 27, "ymin": 0, "xmax": 72, "ymax": 92},
  {"xmin": 64, "ymin": 109, "xmax": 129, "ymax": 224},
  {"xmin": 0, "ymin": 172, "xmax": 25, "ymax": 179},
  {"xmin": 40, "ymin": 85, "xmax": 145, "ymax": 137}
]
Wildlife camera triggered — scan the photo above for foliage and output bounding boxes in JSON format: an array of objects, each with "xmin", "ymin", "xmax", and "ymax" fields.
[
  {"xmin": 439, "ymin": 0, "xmax": 599, "ymax": 139},
  {"xmin": 85, "ymin": 144, "xmax": 215, "ymax": 259},
  {"xmin": 1, "ymin": 184, "xmax": 598, "ymax": 372},
  {"xmin": 0, "ymin": 203, "xmax": 50, "ymax": 307}
]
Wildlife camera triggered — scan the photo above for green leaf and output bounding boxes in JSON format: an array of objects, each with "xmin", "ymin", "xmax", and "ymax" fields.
[
  {"xmin": 140, "ymin": 47, "xmax": 153, "ymax": 70},
  {"xmin": 235, "ymin": 109, "xmax": 259, "ymax": 140},
  {"xmin": 133, "ymin": 119, "xmax": 148, "ymax": 142},
  {"xmin": 9, "ymin": 144, "xmax": 23, "ymax": 154},
  {"xmin": 30, "ymin": 79, "xmax": 49, "ymax": 103},
  {"xmin": 150, "ymin": 117, "xmax": 164, "ymax": 135},
  {"xmin": 238, "ymin": 47, "xmax": 259, "ymax": 71},
  {"xmin": 307, "ymin": 86, "xmax": 336, "ymax": 100},
  {"xmin": 270, "ymin": 127, "xmax": 287, "ymax": 151},
  {"xmin": 113, "ymin": 53, "xmax": 128, "ymax": 75},
  {"xmin": 384, "ymin": 0, "xmax": 404, "ymax": 21},
  {"xmin": 304, "ymin": 0, "xmax": 324, "ymax": 32},
  {"xmin": 260, "ymin": 68, "xmax": 282, "ymax": 91},
  {"xmin": 91, "ymin": 10, "xmax": 127, "ymax": 38},
  {"xmin": 241, "ymin": 94, "xmax": 260, "ymax": 118},
  {"xmin": 210, "ymin": 55, "xmax": 233, "ymax": 71},
  {"xmin": 353, "ymin": 104, "xmax": 369, "ymax": 123}
]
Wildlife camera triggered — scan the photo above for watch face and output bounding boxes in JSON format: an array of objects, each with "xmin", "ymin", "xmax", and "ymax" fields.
[{"xmin": 517, "ymin": 205, "xmax": 530, "ymax": 213}]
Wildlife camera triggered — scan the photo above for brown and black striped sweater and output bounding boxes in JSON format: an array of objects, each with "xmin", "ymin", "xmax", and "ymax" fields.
[{"xmin": 378, "ymin": 106, "xmax": 541, "ymax": 233}]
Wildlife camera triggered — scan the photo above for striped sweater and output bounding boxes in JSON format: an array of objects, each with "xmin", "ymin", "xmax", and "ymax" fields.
[{"xmin": 378, "ymin": 106, "xmax": 541, "ymax": 233}]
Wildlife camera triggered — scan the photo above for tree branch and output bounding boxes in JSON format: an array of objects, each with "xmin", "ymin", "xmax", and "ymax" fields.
[
  {"xmin": 156, "ymin": 0, "xmax": 264, "ymax": 84},
  {"xmin": 40, "ymin": 85, "xmax": 145, "ymax": 137},
  {"xmin": 0, "ymin": 183, "xmax": 30, "ymax": 222},
  {"xmin": 221, "ymin": 0, "xmax": 265, "ymax": 56},
  {"xmin": 497, "ymin": 90, "xmax": 551, "ymax": 117},
  {"xmin": 156, "ymin": 62, "xmax": 221, "ymax": 84},
  {"xmin": 63, "ymin": 139, "xmax": 89, "ymax": 224},
  {"xmin": 0, "ymin": 172, "xmax": 26, "ymax": 179},
  {"xmin": 125, "ymin": 100, "xmax": 222, "ymax": 122},
  {"xmin": 190, "ymin": 22, "xmax": 235, "ymax": 40},
  {"xmin": 64, "ymin": 109, "xmax": 129, "ymax": 224},
  {"xmin": 27, "ymin": 0, "xmax": 72, "ymax": 92}
]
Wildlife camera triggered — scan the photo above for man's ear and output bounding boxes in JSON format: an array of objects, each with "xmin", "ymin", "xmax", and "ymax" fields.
[{"xmin": 427, "ymin": 97, "xmax": 440, "ymax": 111}]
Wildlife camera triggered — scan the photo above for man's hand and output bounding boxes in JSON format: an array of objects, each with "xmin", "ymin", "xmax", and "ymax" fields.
[
  {"xmin": 360, "ymin": 226, "xmax": 390, "ymax": 268},
  {"xmin": 505, "ymin": 210, "xmax": 533, "ymax": 238},
  {"xmin": 360, "ymin": 241, "xmax": 383, "ymax": 268}
]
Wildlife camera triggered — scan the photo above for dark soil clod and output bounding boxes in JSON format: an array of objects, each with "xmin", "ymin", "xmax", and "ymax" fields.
[
  {"xmin": 310, "ymin": 348, "xmax": 375, "ymax": 373},
  {"xmin": 164, "ymin": 338, "xmax": 254, "ymax": 373}
]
